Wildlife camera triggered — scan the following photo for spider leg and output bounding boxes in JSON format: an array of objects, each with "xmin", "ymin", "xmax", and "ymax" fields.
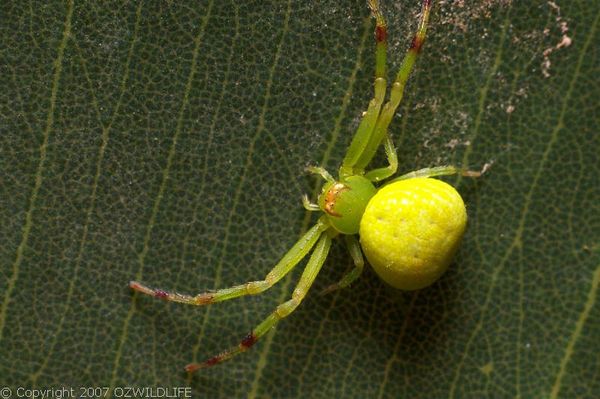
[
  {"xmin": 354, "ymin": 0, "xmax": 433, "ymax": 171},
  {"xmin": 185, "ymin": 232, "xmax": 333, "ymax": 372},
  {"xmin": 387, "ymin": 164, "xmax": 485, "ymax": 184},
  {"xmin": 321, "ymin": 235, "xmax": 364, "ymax": 295},
  {"xmin": 305, "ymin": 166, "xmax": 335, "ymax": 182},
  {"xmin": 339, "ymin": 0, "xmax": 388, "ymax": 178},
  {"xmin": 363, "ymin": 134, "xmax": 398, "ymax": 182},
  {"xmin": 129, "ymin": 219, "xmax": 329, "ymax": 305},
  {"xmin": 302, "ymin": 194, "xmax": 320, "ymax": 211}
]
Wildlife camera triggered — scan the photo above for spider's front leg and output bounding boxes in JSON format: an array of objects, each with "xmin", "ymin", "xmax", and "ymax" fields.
[
  {"xmin": 338, "ymin": 0, "xmax": 389, "ymax": 179},
  {"xmin": 185, "ymin": 231, "xmax": 333, "ymax": 372},
  {"xmin": 305, "ymin": 166, "xmax": 334, "ymax": 182},
  {"xmin": 130, "ymin": 219, "xmax": 329, "ymax": 305},
  {"xmin": 351, "ymin": 0, "xmax": 433, "ymax": 175}
]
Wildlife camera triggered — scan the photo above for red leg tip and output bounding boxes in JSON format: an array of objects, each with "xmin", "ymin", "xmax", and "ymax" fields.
[
  {"xmin": 410, "ymin": 36, "xmax": 424, "ymax": 53},
  {"xmin": 240, "ymin": 332, "xmax": 258, "ymax": 349},
  {"xmin": 154, "ymin": 290, "xmax": 169, "ymax": 299},
  {"xmin": 129, "ymin": 281, "xmax": 164, "ymax": 298},
  {"xmin": 185, "ymin": 355, "xmax": 221, "ymax": 373},
  {"xmin": 375, "ymin": 26, "xmax": 387, "ymax": 43},
  {"xmin": 129, "ymin": 281, "xmax": 142, "ymax": 290},
  {"xmin": 185, "ymin": 363, "xmax": 201, "ymax": 373}
]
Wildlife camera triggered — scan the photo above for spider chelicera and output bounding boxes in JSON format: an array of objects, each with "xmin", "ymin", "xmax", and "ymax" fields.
[{"xmin": 130, "ymin": 0, "xmax": 484, "ymax": 372}]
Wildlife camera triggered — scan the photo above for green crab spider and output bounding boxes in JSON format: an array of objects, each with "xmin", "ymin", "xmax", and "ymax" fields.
[{"xmin": 130, "ymin": 0, "xmax": 484, "ymax": 372}]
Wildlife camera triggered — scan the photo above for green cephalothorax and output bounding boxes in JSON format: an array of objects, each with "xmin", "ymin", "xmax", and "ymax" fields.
[
  {"xmin": 130, "ymin": 0, "xmax": 484, "ymax": 372},
  {"xmin": 318, "ymin": 176, "xmax": 377, "ymax": 234}
]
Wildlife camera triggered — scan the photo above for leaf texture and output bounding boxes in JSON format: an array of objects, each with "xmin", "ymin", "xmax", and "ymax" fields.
[{"xmin": 1, "ymin": 1, "xmax": 598, "ymax": 397}]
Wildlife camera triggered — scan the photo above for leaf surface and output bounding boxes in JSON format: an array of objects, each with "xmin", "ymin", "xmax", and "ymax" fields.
[{"xmin": 1, "ymin": 1, "xmax": 598, "ymax": 397}]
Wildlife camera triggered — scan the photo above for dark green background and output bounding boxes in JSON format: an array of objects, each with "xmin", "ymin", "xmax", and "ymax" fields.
[{"xmin": 1, "ymin": 0, "xmax": 598, "ymax": 397}]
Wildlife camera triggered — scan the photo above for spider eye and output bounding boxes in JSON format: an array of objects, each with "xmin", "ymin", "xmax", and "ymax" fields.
[{"xmin": 318, "ymin": 176, "xmax": 376, "ymax": 234}]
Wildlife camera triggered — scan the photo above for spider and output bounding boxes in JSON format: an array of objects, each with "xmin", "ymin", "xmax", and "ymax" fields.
[{"xmin": 130, "ymin": 0, "xmax": 484, "ymax": 372}]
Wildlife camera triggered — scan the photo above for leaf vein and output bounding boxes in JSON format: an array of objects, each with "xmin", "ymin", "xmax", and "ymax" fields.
[
  {"xmin": 248, "ymin": 10, "xmax": 372, "ymax": 397},
  {"xmin": 376, "ymin": 292, "xmax": 419, "ymax": 399},
  {"xmin": 550, "ymin": 263, "xmax": 600, "ymax": 398},
  {"xmin": 449, "ymin": 9, "xmax": 599, "ymax": 398},
  {"xmin": 107, "ymin": 1, "xmax": 214, "ymax": 392},
  {"xmin": 0, "ymin": 0, "xmax": 74, "ymax": 346},
  {"xmin": 184, "ymin": 3, "xmax": 241, "ymax": 383},
  {"xmin": 30, "ymin": 1, "xmax": 143, "ymax": 384}
]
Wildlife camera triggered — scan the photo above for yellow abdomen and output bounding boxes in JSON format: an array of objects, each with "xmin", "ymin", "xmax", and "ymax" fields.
[{"xmin": 359, "ymin": 178, "xmax": 467, "ymax": 290}]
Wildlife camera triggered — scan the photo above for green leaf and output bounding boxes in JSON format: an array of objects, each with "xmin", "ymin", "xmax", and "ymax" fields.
[{"xmin": 1, "ymin": 0, "xmax": 598, "ymax": 397}]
